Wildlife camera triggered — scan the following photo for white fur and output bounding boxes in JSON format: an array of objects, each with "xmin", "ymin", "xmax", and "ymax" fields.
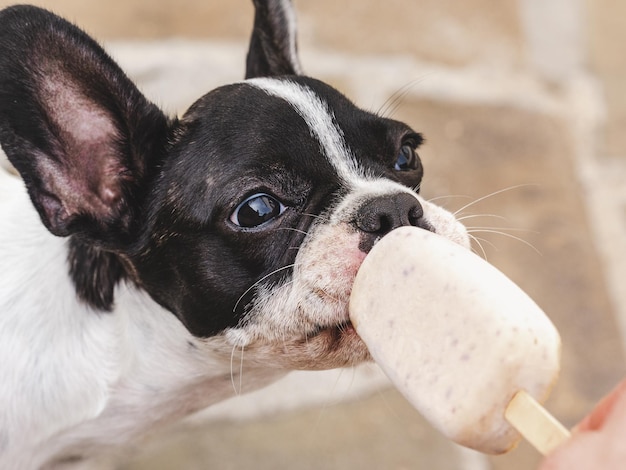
[
  {"xmin": 0, "ymin": 170, "xmax": 283, "ymax": 468},
  {"xmin": 247, "ymin": 78, "xmax": 364, "ymax": 181}
]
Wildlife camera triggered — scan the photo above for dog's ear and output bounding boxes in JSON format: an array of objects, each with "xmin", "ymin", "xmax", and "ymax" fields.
[
  {"xmin": 245, "ymin": 0, "xmax": 303, "ymax": 78},
  {"xmin": 0, "ymin": 6, "xmax": 169, "ymax": 245}
]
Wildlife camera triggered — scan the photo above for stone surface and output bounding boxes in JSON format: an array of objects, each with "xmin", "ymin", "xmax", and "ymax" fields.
[
  {"xmin": 122, "ymin": 388, "xmax": 475, "ymax": 470},
  {"xmin": 0, "ymin": 0, "xmax": 524, "ymax": 70},
  {"xmin": 0, "ymin": 0, "xmax": 254, "ymax": 40},
  {"xmin": 2, "ymin": 1, "xmax": 626, "ymax": 469},
  {"xmin": 586, "ymin": 0, "xmax": 626, "ymax": 157},
  {"xmin": 294, "ymin": 0, "xmax": 524, "ymax": 68}
]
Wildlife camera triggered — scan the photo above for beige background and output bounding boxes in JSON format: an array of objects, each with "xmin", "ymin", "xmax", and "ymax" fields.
[{"xmin": 1, "ymin": 0, "xmax": 626, "ymax": 469}]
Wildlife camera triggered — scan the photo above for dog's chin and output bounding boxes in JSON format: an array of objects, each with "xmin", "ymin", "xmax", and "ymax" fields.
[
  {"xmin": 272, "ymin": 291, "xmax": 373, "ymax": 370},
  {"xmin": 227, "ymin": 318, "xmax": 371, "ymax": 372},
  {"xmin": 298, "ymin": 320, "xmax": 372, "ymax": 369}
]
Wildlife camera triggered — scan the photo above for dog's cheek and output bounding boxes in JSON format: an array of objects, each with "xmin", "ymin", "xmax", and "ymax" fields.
[
  {"xmin": 223, "ymin": 227, "xmax": 366, "ymax": 346},
  {"xmin": 297, "ymin": 227, "xmax": 366, "ymax": 301}
]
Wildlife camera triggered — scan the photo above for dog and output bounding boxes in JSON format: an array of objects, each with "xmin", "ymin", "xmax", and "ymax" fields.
[{"xmin": 0, "ymin": 1, "xmax": 469, "ymax": 468}]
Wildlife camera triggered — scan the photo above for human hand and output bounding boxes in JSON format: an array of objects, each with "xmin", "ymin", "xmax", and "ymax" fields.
[{"xmin": 538, "ymin": 379, "xmax": 626, "ymax": 470}]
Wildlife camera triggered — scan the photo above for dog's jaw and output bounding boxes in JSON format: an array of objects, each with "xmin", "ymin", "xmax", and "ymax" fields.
[
  {"xmin": 224, "ymin": 190, "xmax": 469, "ymax": 371},
  {"xmin": 211, "ymin": 77, "xmax": 471, "ymax": 369},
  {"xmin": 209, "ymin": 77, "xmax": 471, "ymax": 371},
  {"xmin": 225, "ymin": 228, "xmax": 368, "ymax": 371}
]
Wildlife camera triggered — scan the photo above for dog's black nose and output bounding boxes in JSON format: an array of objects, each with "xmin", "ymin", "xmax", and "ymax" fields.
[{"xmin": 354, "ymin": 193, "xmax": 432, "ymax": 252}]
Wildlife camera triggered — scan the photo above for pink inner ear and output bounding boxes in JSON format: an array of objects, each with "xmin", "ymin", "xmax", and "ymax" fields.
[{"xmin": 35, "ymin": 71, "xmax": 126, "ymax": 223}]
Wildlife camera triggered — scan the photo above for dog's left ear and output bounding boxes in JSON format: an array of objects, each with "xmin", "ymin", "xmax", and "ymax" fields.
[
  {"xmin": 0, "ymin": 6, "xmax": 169, "ymax": 246},
  {"xmin": 245, "ymin": 0, "xmax": 303, "ymax": 78}
]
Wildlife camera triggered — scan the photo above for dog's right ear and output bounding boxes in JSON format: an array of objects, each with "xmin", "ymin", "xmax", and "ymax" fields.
[
  {"xmin": 245, "ymin": 0, "xmax": 303, "ymax": 78},
  {"xmin": 0, "ymin": 6, "xmax": 169, "ymax": 246}
]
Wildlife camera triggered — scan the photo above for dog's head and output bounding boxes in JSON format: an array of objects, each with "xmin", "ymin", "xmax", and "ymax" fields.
[{"xmin": 0, "ymin": 2, "xmax": 468, "ymax": 371}]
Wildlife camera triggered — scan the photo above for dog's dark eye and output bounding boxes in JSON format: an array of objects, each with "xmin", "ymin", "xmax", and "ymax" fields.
[
  {"xmin": 394, "ymin": 144, "xmax": 421, "ymax": 172},
  {"xmin": 231, "ymin": 193, "xmax": 286, "ymax": 228}
]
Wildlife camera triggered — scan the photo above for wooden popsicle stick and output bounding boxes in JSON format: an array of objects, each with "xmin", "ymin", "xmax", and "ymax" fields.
[{"xmin": 505, "ymin": 390, "xmax": 571, "ymax": 455}]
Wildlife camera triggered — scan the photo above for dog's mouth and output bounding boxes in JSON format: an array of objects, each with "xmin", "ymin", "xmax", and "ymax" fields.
[
  {"xmin": 309, "ymin": 319, "xmax": 367, "ymax": 356},
  {"xmin": 280, "ymin": 318, "xmax": 368, "ymax": 370},
  {"xmin": 310, "ymin": 320, "xmax": 356, "ymax": 339}
]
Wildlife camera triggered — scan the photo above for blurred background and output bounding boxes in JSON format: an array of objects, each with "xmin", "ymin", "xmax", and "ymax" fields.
[{"xmin": 1, "ymin": 0, "xmax": 626, "ymax": 468}]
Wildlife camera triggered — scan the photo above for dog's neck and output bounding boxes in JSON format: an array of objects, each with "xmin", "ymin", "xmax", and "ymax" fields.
[{"xmin": 0, "ymin": 170, "xmax": 282, "ymax": 466}]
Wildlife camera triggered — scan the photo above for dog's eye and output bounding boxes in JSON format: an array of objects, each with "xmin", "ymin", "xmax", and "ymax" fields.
[
  {"xmin": 231, "ymin": 193, "xmax": 286, "ymax": 228},
  {"xmin": 394, "ymin": 144, "xmax": 421, "ymax": 172}
]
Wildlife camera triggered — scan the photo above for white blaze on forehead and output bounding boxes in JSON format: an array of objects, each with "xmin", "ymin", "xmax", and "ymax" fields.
[{"xmin": 245, "ymin": 77, "xmax": 365, "ymax": 183}]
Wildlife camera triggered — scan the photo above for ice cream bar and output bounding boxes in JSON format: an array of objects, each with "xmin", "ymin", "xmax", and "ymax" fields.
[{"xmin": 349, "ymin": 226, "xmax": 568, "ymax": 454}]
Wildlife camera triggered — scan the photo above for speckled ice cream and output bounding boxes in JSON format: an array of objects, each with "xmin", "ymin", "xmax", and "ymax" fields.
[{"xmin": 349, "ymin": 227, "xmax": 561, "ymax": 454}]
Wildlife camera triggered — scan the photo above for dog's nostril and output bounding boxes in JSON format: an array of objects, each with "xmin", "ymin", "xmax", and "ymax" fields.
[
  {"xmin": 408, "ymin": 204, "xmax": 434, "ymax": 232},
  {"xmin": 355, "ymin": 193, "xmax": 429, "ymax": 236},
  {"xmin": 355, "ymin": 194, "xmax": 432, "ymax": 253},
  {"xmin": 357, "ymin": 211, "xmax": 393, "ymax": 234},
  {"xmin": 408, "ymin": 204, "xmax": 423, "ymax": 227}
]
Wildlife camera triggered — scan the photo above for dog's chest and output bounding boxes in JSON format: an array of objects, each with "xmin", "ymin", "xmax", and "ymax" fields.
[{"xmin": 0, "ymin": 177, "xmax": 266, "ymax": 465}]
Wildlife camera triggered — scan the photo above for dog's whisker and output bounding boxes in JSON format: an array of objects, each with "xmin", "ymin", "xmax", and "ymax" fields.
[
  {"xmin": 452, "ymin": 184, "xmax": 538, "ymax": 217},
  {"xmin": 377, "ymin": 81, "xmax": 414, "ymax": 117},
  {"xmin": 467, "ymin": 234, "xmax": 487, "ymax": 259},
  {"xmin": 384, "ymin": 94, "xmax": 410, "ymax": 120},
  {"xmin": 467, "ymin": 226, "xmax": 538, "ymax": 234},
  {"xmin": 469, "ymin": 234, "xmax": 499, "ymax": 251},
  {"xmin": 327, "ymin": 367, "xmax": 350, "ymax": 409},
  {"xmin": 467, "ymin": 229, "xmax": 542, "ymax": 255},
  {"xmin": 232, "ymin": 263, "xmax": 299, "ymax": 313},
  {"xmin": 229, "ymin": 342, "xmax": 247, "ymax": 396},
  {"xmin": 371, "ymin": 365, "xmax": 405, "ymax": 423},
  {"xmin": 377, "ymin": 77, "xmax": 429, "ymax": 118},
  {"xmin": 277, "ymin": 227, "xmax": 309, "ymax": 236},
  {"xmin": 307, "ymin": 368, "xmax": 349, "ymax": 446},
  {"xmin": 470, "ymin": 234, "xmax": 504, "ymax": 261},
  {"xmin": 230, "ymin": 343, "xmax": 241, "ymax": 396},
  {"xmin": 381, "ymin": 82, "xmax": 415, "ymax": 117},
  {"xmin": 426, "ymin": 194, "xmax": 473, "ymax": 211},
  {"xmin": 301, "ymin": 212, "xmax": 330, "ymax": 223},
  {"xmin": 276, "ymin": 277, "xmax": 297, "ymax": 293},
  {"xmin": 347, "ymin": 365, "xmax": 358, "ymax": 391},
  {"xmin": 427, "ymin": 194, "xmax": 472, "ymax": 204},
  {"xmin": 456, "ymin": 213, "xmax": 510, "ymax": 224},
  {"xmin": 238, "ymin": 344, "xmax": 245, "ymax": 395}
]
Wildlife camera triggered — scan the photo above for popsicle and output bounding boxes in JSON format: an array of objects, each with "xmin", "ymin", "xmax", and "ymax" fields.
[{"xmin": 348, "ymin": 226, "xmax": 569, "ymax": 455}]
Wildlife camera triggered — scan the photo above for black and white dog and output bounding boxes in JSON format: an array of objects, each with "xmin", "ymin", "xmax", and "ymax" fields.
[{"xmin": 0, "ymin": 1, "xmax": 468, "ymax": 468}]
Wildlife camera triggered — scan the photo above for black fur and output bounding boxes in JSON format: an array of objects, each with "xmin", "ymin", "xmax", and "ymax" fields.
[
  {"xmin": 0, "ymin": 3, "xmax": 425, "ymax": 337},
  {"xmin": 68, "ymin": 239, "xmax": 127, "ymax": 311},
  {"xmin": 0, "ymin": 5, "xmax": 170, "ymax": 244},
  {"xmin": 246, "ymin": 0, "xmax": 301, "ymax": 78}
]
